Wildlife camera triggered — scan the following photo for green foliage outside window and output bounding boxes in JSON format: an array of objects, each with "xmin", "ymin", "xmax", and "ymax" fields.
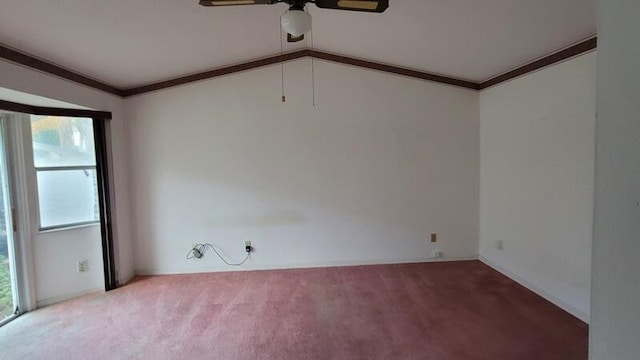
[{"xmin": 0, "ymin": 255, "xmax": 13, "ymax": 318}]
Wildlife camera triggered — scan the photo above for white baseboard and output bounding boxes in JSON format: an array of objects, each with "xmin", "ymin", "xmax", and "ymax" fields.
[
  {"xmin": 478, "ymin": 256, "xmax": 589, "ymax": 324},
  {"xmin": 135, "ymin": 255, "xmax": 479, "ymax": 276},
  {"xmin": 40, "ymin": 257, "xmax": 587, "ymax": 324},
  {"xmin": 36, "ymin": 288, "xmax": 103, "ymax": 308}
]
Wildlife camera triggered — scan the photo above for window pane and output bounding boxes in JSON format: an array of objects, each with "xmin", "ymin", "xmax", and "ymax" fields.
[
  {"xmin": 31, "ymin": 116, "xmax": 96, "ymax": 168},
  {"xmin": 37, "ymin": 170, "xmax": 99, "ymax": 228}
]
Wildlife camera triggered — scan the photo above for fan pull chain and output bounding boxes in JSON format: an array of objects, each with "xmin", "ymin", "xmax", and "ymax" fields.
[
  {"xmin": 310, "ymin": 23, "xmax": 316, "ymax": 106},
  {"xmin": 279, "ymin": 16, "xmax": 286, "ymax": 103}
]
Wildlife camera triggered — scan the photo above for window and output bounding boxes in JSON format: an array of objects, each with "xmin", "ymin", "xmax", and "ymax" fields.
[{"xmin": 30, "ymin": 116, "xmax": 99, "ymax": 230}]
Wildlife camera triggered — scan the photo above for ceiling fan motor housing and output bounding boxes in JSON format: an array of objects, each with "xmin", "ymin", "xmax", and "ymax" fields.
[{"xmin": 285, "ymin": 0, "xmax": 308, "ymax": 10}]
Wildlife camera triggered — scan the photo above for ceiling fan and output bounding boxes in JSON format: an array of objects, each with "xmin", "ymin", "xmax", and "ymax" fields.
[{"xmin": 199, "ymin": 0, "xmax": 389, "ymax": 42}]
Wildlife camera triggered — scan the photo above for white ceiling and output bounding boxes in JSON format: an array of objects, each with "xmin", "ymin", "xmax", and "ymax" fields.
[{"xmin": 0, "ymin": 0, "xmax": 596, "ymax": 89}]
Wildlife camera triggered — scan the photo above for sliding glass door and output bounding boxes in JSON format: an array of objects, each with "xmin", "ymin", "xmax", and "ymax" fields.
[{"xmin": 0, "ymin": 117, "xmax": 19, "ymax": 323}]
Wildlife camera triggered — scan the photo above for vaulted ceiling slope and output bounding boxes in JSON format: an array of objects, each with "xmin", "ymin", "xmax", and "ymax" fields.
[{"xmin": 0, "ymin": 0, "xmax": 595, "ymax": 90}]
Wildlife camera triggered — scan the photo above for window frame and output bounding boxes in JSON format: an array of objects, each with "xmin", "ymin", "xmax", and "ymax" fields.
[
  {"xmin": 29, "ymin": 116, "xmax": 100, "ymax": 232},
  {"xmin": 34, "ymin": 165, "xmax": 100, "ymax": 232}
]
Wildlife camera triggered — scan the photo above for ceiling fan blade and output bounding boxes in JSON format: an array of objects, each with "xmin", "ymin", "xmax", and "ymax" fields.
[
  {"xmin": 199, "ymin": 0, "xmax": 278, "ymax": 6},
  {"xmin": 287, "ymin": 33, "xmax": 305, "ymax": 43},
  {"xmin": 314, "ymin": 0, "xmax": 388, "ymax": 12}
]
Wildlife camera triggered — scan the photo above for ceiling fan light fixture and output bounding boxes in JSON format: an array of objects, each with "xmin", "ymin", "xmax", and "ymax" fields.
[{"xmin": 281, "ymin": 9, "xmax": 312, "ymax": 37}]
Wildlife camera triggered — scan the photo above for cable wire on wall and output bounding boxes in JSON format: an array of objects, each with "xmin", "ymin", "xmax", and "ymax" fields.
[{"xmin": 186, "ymin": 243, "xmax": 250, "ymax": 266}]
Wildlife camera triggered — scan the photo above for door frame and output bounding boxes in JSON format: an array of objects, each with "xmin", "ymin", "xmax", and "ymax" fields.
[
  {"xmin": 0, "ymin": 114, "xmax": 24, "ymax": 325},
  {"xmin": 0, "ymin": 100, "xmax": 117, "ymax": 305}
]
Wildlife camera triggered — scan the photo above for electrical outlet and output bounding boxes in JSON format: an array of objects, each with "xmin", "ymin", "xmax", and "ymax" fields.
[
  {"xmin": 77, "ymin": 259, "xmax": 88, "ymax": 272},
  {"xmin": 496, "ymin": 240, "xmax": 503, "ymax": 250},
  {"xmin": 430, "ymin": 233, "xmax": 437, "ymax": 243},
  {"xmin": 431, "ymin": 251, "xmax": 443, "ymax": 259}
]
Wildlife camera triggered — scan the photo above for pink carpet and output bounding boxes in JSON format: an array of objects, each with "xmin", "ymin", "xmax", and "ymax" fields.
[{"xmin": 0, "ymin": 261, "xmax": 587, "ymax": 360}]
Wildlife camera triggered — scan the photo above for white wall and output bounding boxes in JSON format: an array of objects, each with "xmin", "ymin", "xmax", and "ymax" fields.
[
  {"xmin": 126, "ymin": 59, "xmax": 480, "ymax": 274},
  {"xmin": 590, "ymin": 0, "xmax": 640, "ymax": 358},
  {"xmin": 0, "ymin": 60, "xmax": 134, "ymax": 304},
  {"xmin": 0, "ymin": 43, "xmax": 603, "ymax": 326},
  {"xmin": 479, "ymin": 53, "xmax": 596, "ymax": 322},
  {"xmin": 33, "ymin": 227, "xmax": 104, "ymax": 306}
]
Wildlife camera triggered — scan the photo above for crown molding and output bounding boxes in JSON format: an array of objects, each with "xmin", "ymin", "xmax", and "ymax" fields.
[
  {"xmin": 307, "ymin": 50, "xmax": 480, "ymax": 90},
  {"xmin": 479, "ymin": 37, "xmax": 597, "ymax": 90},
  {"xmin": 121, "ymin": 50, "xmax": 312, "ymax": 97},
  {"xmin": 0, "ymin": 44, "xmax": 124, "ymax": 97},
  {"xmin": 1, "ymin": 37, "xmax": 597, "ymax": 98}
]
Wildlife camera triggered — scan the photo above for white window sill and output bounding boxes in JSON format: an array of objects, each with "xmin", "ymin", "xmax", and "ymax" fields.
[{"xmin": 38, "ymin": 222, "xmax": 100, "ymax": 234}]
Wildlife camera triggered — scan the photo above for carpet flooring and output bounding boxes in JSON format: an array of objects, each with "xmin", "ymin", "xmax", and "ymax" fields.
[{"xmin": 0, "ymin": 261, "xmax": 588, "ymax": 360}]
